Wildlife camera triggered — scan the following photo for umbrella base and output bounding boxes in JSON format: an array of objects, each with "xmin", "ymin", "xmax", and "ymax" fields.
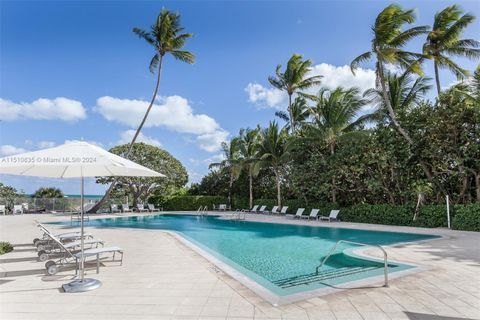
[{"xmin": 62, "ymin": 278, "xmax": 102, "ymax": 293}]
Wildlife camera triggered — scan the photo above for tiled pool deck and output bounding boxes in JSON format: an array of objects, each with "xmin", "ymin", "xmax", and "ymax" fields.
[{"xmin": 0, "ymin": 212, "xmax": 479, "ymax": 320}]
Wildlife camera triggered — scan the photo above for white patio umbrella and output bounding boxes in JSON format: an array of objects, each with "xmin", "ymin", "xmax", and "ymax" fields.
[{"xmin": 0, "ymin": 140, "xmax": 165, "ymax": 292}]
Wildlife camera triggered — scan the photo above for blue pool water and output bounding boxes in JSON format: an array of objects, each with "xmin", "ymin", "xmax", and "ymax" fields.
[{"xmin": 55, "ymin": 214, "xmax": 438, "ymax": 296}]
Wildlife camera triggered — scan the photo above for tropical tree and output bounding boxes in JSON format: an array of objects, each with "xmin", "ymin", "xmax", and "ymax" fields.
[
  {"xmin": 303, "ymin": 87, "xmax": 369, "ymax": 202},
  {"xmin": 350, "ymin": 4, "xmax": 428, "ymax": 145},
  {"xmin": 274, "ymin": 97, "xmax": 310, "ymax": 132},
  {"xmin": 91, "ymin": 9, "xmax": 194, "ymax": 212},
  {"xmin": 97, "ymin": 143, "xmax": 188, "ymax": 207},
  {"xmin": 237, "ymin": 128, "xmax": 260, "ymax": 209},
  {"xmin": 33, "ymin": 187, "xmax": 64, "ymax": 199},
  {"xmin": 423, "ymin": 5, "xmax": 480, "ymax": 96},
  {"xmin": 268, "ymin": 54, "xmax": 322, "ymax": 133},
  {"xmin": 209, "ymin": 139, "xmax": 242, "ymax": 207},
  {"xmin": 364, "ymin": 72, "xmax": 432, "ymax": 123},
  {"xmin": 257, "ymin": 122, "xmax": 289, "ymax": 207},
  {"xmin": 349, "ymin": 4, "xmax": 451, "ymax": 195}
]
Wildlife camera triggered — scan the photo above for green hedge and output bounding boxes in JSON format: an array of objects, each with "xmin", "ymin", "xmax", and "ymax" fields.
[
  {"xmin": 156, "ymin": 196, "xmax": 479, "ymax": 231},
  {"xmin": 161, "ymin": 196, "xmax": 228, "ymax": 211},
  {"xmin": 453, "ymin": 204, "xmax": 480, "ymax": 231}
]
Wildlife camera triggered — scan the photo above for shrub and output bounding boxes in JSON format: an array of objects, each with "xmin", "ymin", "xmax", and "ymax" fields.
[
  {"xmin": 0, "ymin": 242, "xmax": 13, "ymax": 255},
  {"xmin": 452, "ymin": 204, "xmax": 480, "ymax": 232},
  {"xmin": 161, "ymin": 196, "xmax": 228, "ymax": 211}
]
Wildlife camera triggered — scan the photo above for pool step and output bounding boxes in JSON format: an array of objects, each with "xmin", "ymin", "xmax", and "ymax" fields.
[{"xmin": 272, "ymin": 266, "xmax": 380, "ymax": 288}]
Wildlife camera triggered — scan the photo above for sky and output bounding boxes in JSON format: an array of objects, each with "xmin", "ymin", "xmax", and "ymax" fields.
[{"xmin": 0, "ymin": 0, "xmax": 479, "ymax": 195}]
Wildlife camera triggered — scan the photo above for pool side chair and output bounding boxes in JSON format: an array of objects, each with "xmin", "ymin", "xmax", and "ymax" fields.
[
  {"xmin": 147, "ymin": 204, "xmax": 160, "ymax": 212},
  {"xmin": 266, "ymin": 206, "xmax": 279, "ymax": 215},
  {"xmin": 290, "ymin": 208, "xmax": 305, "ymax": 219},
  {"xmin": 241, "ymin": 205, "xmax": 258, "ymax": 213},
  {"xmin": 110, "ymin": 204, "xmax": 120, "ymax": 213},
  {"xmin": 13, "ymin": 205, "xmax": 23, "ymax": 215},
  {"xmin": 136, "ymin": 204, "xmax": 149, "ymax": 213},
  {"xmin": 258, "ymin": 205, "xmax": 267, "ymax": 214},
  {"xmin": 279, "ymin": 206, "xmax": 288, "ymax": 215},
  {"xmin": 319, "ymin": 210, "xmax": 340, "ymax": 222},
  {"xmin": 301, "ymin": 208, "xmax": 319, "ymax": 220},
  {"xmin": 122, "ymin": 204, "xmax": 132, "ymax": 213},
  {"xmin": 0, "ymin": 205, "xmax": 5, "ymax": 215}
]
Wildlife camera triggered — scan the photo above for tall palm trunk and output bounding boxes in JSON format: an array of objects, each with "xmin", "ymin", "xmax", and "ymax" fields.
[
  {"xmin": 475, "ymin": 172, "xmax": 480, "ymax": 202},
  {"xmin": 330, "ymin": 144, "xmax": 337, "ymax": 203},
  {"xmin": 89, "ymin": 54, "xmax": 164, "ymax": 213},
  {"xmin": 434, "ymin": 59, "xmax": 442, "ymax": 97},
  {"xmin": 248, "ymin": 167, "xmax": 253, "ymax": 209},
  {"xmin": 377, "ymin": 61, "xmax": 448, "ymax": 197},
  {"xmin": 288, "ymin": 94, "xmax": 295, "ymax": 133},
  {"xmin": 228, "ymin": 170, "xmax": 234, "ymax": 207},
  {"xmin": 274, "ymin": 167, "xmax": 282, "ymax": 207}
]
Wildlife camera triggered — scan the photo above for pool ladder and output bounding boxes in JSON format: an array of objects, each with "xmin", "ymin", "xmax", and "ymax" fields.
[
  {"xmin": 197, "ymin": 206, "xmax": 208, "ymax": 216},
  {"xmin": 316, "ymin": 240, "xmax": 389, "ymax": 287}
]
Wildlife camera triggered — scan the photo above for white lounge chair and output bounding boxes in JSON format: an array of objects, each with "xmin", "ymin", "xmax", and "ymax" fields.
[
  {"xmin": 265, "ymin": 206, "xmax": 279, "ymax": 214},
  {"xmin": 136, "ymin": 204, "xmax": 148, "ymax": 212},
  {"xmin": 301, "ymin": 208, "xmax": 319, "ymax": 220},
  {"xmin": 257, "ymin": 205, "xmax": 267, "ymax": 213},
  {"xmin": 241, "ymin": 204, "xmax": 258, "ymax": 213},
  {"xmin": 122, "ymin": 204, "xmax": 132, "ymax": 213},
  {"xmin": 147, "ymin": 204, "xmax": 160, "ymax": 212},
  {"xmin": 319, "ymin": 210, "xmax": 340, "ymax": 222},
  {"xmin": 110, "ymin": 204, "xmax": 120, "ymax": 213},
  {"xmin": 0, "ymin": 205, "xmax": 6, "ymax": 215},
  {"xmin": 279, "ymin": 206, "xmax": 289, "ymax": 215},
  {"xmin": 291, "ymin": 208, "xmax": 305, "ymax": 219},
  {"xmin": 13, "ymin": 205, "xmax": 23, "ymax": 215}
]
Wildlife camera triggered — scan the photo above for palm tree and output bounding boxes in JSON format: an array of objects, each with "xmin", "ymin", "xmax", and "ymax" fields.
[
  {"xmin": 90, "ymin": 9, "xmax": 194, "ymax": 213},
  {"xmin": 350, "ymin": 4, "xmax": 429, "ymax": 145},
  {"xmin": 423, "ymin": 5, "xmax": 479, "ymax": 96},
  {"xmin": 268, "ymin": 54, "xmax": 322, "ymax": 133},
  {"xmin": 131, "ymin": 9, "xmax": 195, "ymax": 152},
  {"xmin": 364, "ymin": 72, "xmax": 432, "ymax": 124},
  {"xmin": 303, "ymin": 87, "xmax": 369, "ymax": 202},
  {"xmin": 237, "ymin": 128, "xmax": 260, "ymax": 209},
  {"xmin": 274, "ymin": 97, "xmax": 310, "ymax": 132},
  {"xmin": 350, "ymin": 5, "xmax": 447, "ymax": 195},
  {"xmin": 209, "ymin": 139, "xmax": 242, "ymax": 207},
  {"xmin": 257, "ymin": 122, "xmax": 289, "ymax": 207}
]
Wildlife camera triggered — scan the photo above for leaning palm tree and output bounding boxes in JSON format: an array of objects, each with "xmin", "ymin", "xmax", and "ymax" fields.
[
  {"xmin": 350, "ymin": 4, "xmax": 429, "ymax": 145},
  {"xmin": 423, "ymin": 5, "xmax": 479, "ymax": 96},
  {"xmin": 131, "ymin": 9, "xmax": 195, "ymax": 151},
  {"xmin": 364, "ymin": 72, "xmax": 432, "ymax": 124},
  {"xmin": 237, "ymin": 128, "xmax": 261, "ymax": 209},
  {"xmin": 274, "ymin": 97, "xmax": 310, "ymax": 132},
  {"xmin": 269, "ymin": 54, "xmax": 322, "ymax": 133},
  {"xmin": 257, "ymin": 122, "xmax": 289, "ymax": 207},
  {"xmin": 303, "ymin": 87, "xmax": 369, "ymax": 202},
  {"xmin": 90, "ymin": 9, "xmax": 194, "ymax": 213},
  {"xmin": 350, "ymin": 5, "xmax": 447, "ymax": 195},
  {"xmin": 209, "ymin": 139, "xmax": 242, "ymax": 207}
]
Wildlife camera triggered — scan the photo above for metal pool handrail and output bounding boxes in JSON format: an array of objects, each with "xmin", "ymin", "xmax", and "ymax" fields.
[{"xmin": 315, "ymin": 240, "xmax": 389, "ymax": 287}]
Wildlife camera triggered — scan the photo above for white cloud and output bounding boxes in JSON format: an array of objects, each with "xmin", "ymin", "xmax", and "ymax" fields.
[
  {"xmin": 245, "ymin": 83, "xmax": 286, "ymax": 109},
  {"xmin": 0, "ymin": 97, "xmax": 87, "ymax": 122},
  {"xmin": 0, "ymin": 145, "xmax": 27, "ymax": 156},
  {"xmin": 118, "ymin": 130, "xmax": 162, "ymax": 147},
  {"xmin": 245, "ymin": 63, "xmax": 376, "ymax": 110},
  {"xmin": 37, "ymin": 141, "xmax": 56, "ymax": 149},
  {"xmin": 189, "ymin": 153, "xmax": 225, "ymax": 166},
  {"xmin": 96, "ymin": 95, "xmax": 228, "ymax": 152},
  {"xmin": 188, "ymin": 170, "xmax": 204, "ymax": 184}
]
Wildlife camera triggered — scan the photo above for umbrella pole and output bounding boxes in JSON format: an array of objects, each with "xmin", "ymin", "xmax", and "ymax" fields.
[{"xmin": 62, "ymin": 175, "xmax": 102, "ymax": 293}]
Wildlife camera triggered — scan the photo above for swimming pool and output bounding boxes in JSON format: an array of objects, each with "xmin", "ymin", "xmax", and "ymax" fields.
[{"xmin": 56, "ymin": 214, "xmax": 438, "ymax": 301}]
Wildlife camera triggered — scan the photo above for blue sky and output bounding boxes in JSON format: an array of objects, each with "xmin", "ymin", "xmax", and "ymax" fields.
[{"xmin": 1, "ymin": 0, "xmax": 479, "ymax": 194}]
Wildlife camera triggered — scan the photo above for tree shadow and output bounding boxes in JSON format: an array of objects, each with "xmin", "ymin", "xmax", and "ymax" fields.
[
  {"xmin": 404, "ymin": 311, "xmax": 474, "ymax": 320},
  {"xmin": 0, "ymin": 256, "xmax": 39, "ymax": 263}
]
